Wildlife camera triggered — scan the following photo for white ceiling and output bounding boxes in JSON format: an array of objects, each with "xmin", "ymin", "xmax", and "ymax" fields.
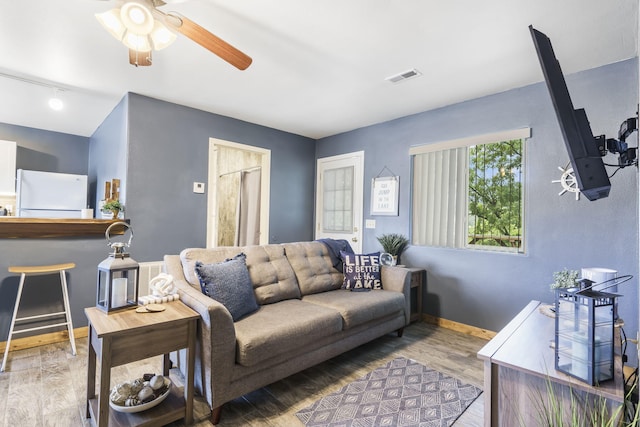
[{"xmin": 0, "ymin": 0, "xmax": 637, "ymax": 139}]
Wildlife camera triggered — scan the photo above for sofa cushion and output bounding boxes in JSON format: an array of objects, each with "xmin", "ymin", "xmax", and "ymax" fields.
[
  {"xmin": 340, "ymin": 251, "xmax": 382, "ymax": 290},
  {"xmin": 283, "ymin": 242, "xmax": 344, "ymax": 296},
  {"xmin": 302, "ymin": 289, "xmax": 405, "ymax": 330},
  {"xmin": 195, "ymin": 254, "xmax": 259, "ymax": 321},
  {"xmin": 180, "ymin": 245, "xmax": 300, "ymax": 304},
  {"xmin": 233, "ymin": 299, "xmax": 343, "ymax": 367},
  {"xmin": 242, "ymin": 245, "xmax": 301, "ymax": 304}
]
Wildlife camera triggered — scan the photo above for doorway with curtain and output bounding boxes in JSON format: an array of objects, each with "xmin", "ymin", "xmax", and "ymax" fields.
[{"xmin": 207, "ymin": 139, "xmax": 271, "ymax": 247}]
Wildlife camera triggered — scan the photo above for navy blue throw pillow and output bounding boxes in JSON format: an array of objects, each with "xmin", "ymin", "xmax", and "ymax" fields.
[{"xmin": 195, "ymin": 253, "xmax": 259, "ymax": 321}]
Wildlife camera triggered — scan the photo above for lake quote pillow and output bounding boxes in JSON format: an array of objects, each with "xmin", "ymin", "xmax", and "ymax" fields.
[{"xmin": 340, "ymin": 251, "xmax": 382, "ymax": 290}]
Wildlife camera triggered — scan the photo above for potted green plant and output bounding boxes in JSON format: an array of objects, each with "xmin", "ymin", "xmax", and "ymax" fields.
[
  {"xmin": 102, "ymin": 200, "xmax": 124, "ymax": 219},
  {"xmin": 376, "ymin": 233, "xmax": 409, "ymax": 265}
]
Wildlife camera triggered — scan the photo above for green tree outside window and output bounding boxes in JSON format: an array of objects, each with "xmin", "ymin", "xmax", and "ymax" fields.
[{"xmin": 468, "ymin": 139, "xmax": 523, "ymax": 249}]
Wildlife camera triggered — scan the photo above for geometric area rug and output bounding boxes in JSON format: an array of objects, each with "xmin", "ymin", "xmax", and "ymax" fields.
[{"xmin": 295, "ymin": 357, "xmax": 482, "ymax": 427}]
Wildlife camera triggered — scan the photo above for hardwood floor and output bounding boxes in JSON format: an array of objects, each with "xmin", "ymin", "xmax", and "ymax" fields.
[{"xmin": 0, "ymin": 321, "xmax": 488, "ymax": 426}]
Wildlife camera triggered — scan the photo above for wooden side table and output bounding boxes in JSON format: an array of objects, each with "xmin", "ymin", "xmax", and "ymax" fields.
[
  {"xmin": 85, "ymin": 302, "xmax": 200, "ymax": 427},
  {"xmin": 406, "ymin": 268, "xmax": 425, "ymax": 322}
]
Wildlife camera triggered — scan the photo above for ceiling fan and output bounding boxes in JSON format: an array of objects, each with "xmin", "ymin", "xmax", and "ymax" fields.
[{"xmin": 95, "ymin": 0, "xmax": 252, "ymax": 69}]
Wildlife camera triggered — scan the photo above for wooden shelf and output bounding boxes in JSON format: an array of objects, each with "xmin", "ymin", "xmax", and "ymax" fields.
[
  {"xmin": 0, "ymin": 218, "xmax": 128, "ymax": 238},
  {"xmin": 88, "ymin": 386, "xmax": 185, "ymax": 427}
]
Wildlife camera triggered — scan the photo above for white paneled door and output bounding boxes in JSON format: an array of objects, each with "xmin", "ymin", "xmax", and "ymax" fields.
[{"xmin": 315, "ymin": 151, "xmax": 364, "ymax": 253}]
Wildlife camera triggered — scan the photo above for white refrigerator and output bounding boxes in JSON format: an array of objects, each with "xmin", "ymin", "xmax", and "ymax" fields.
[{"xmin": 16, "ymin": 169, "xmax": 88, "ymax": 218}]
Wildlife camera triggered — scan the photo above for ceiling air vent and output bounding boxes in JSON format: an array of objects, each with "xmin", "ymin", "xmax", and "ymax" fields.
[{"xmin": 385, "ymin": 68, "xmax": 422, "ymax": 84}]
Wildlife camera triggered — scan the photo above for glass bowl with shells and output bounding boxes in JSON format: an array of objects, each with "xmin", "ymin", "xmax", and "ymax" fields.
[{"xmin": 109, "ymin": 374, "xmax": 172, "ymax": 413}]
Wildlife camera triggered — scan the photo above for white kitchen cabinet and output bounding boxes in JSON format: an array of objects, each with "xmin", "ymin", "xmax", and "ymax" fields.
[{"xmin": 0, "ymin": 140, "xmax": 17, "ymax": 195}]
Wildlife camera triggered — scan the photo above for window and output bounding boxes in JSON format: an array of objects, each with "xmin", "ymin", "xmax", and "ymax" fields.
[
  {"xmin": 410, "ymin": 128, "xmax": 530, "ymax": 253},
  {"xmin": 322, "ymin": 166, "xmax": 354, "ymax": 233}
]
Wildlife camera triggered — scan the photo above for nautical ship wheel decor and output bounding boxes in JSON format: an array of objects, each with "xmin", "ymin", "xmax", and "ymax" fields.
[{"xmin": 552, "ymin": 163, "xmax": 581, "ymax": 200}]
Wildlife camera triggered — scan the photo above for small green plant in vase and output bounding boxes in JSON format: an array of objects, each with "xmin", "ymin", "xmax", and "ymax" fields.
[
  {"xmin": 102, "ymin": 200, "xmax": 124, "ymax": 219},
  {"xmin": 376, "ymin": 233, "xmax": 409, "ymax": 265}
]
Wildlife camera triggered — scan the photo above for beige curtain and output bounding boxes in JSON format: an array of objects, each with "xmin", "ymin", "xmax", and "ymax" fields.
[{"xmin": 235, "ymin": 169, "xmax": 261, "ymax": 246}]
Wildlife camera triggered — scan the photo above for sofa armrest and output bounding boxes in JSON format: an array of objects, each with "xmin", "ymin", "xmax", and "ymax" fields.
[
  {"xmin": 163, "ymin": 255, "xmax": 237, "ymax": 403},
  {"xmin": 381, "ymin": 266, "xmax": 412, "ymax": 325}
]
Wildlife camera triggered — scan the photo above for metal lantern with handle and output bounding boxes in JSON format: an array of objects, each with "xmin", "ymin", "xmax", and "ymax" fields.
[
  {"xmin": 96, "ymin": 222, "xmax": 139, "ymax": 313},
  {"xmin": 554, "ymin": 280, "xmax": 618, "ymax": 385}
]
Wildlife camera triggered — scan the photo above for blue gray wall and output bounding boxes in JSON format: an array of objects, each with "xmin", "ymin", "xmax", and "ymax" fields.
[
  {"xmin": 124, "ymin": 93, "xmax": 316, "ymax": 261},
  {"xmin": 89, "ymin": 95, "xmax": 129, "ymax": 210},
  {"xmin": 0, "ymin": 122, "xmax": 89, "ymax": 174},
  {"xmin": 317, "ymin": 59, "xmax": 639, "ymax": 357}
]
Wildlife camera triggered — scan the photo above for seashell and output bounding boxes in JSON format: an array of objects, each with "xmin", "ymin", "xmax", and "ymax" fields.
[
  {"xmin": 110, "ymin": 382, "xmax": 134, "ymax": 405},
  {"xmin": 125, "ymin": 397, "xmax": 140, "ymax": 406},
  {"xmin": 131, "ymin": 378, "xmax": 145, "ymax": 391},
  {"xmin": 149, "ymin": 375, "xmax": 165, "ymax": 391},
  {"xmin": 138, "ymin": 386, "xmax": 154, "ymax": 402},
  {"xmin": 109, "ymin": 391, "xmax": 126, "ymax": 406}
]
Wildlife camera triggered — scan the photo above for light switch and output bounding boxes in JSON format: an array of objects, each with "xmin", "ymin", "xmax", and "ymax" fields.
[
  {"xmin": 193, "ymin": 182, "xmax": 205, "ymax": 193},
  {"xmin": 365, "ymin": 219, "xmax": 376, "ymax": 229}
]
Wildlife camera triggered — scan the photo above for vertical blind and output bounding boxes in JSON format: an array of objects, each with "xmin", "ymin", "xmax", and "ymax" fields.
[{"xmin": 412, "ymin": 147, "xmax": 468, "ymax": 248}]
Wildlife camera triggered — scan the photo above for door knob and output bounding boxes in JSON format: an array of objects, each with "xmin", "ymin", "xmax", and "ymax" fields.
[{"xmin": 352, "ymin": 237, "xmax": 358, "ymax": 242}]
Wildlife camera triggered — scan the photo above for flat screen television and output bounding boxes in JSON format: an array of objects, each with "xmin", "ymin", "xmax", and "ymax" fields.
[{"xmin": 529, "ymin": 25, "xmax": 611, "ymax": 201}]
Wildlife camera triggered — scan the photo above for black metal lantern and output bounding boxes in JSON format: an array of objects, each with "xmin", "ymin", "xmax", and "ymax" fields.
[
  {"xmin": 554, "ymin": 280, "xmax": 618, "ymax": 385},
  {"xmin": 97, "ymin": 222, "xmax": 139, "ymax": 313}
]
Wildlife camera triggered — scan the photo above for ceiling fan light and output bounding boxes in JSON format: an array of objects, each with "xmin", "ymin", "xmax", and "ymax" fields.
[
  {"xmin": 95, "ymin": 9, "xmax": 126, "ymax": 41},
  {"xmin": 123, "ymin": 31, "xmax": 152, "ymax": 52},
  {"xmin": 150, "ymin": 21, "xmax": 177, "ymax": 50},
  {"xmin": 120, "ymin": 1, "xmax": 154, "ymax": 35}
]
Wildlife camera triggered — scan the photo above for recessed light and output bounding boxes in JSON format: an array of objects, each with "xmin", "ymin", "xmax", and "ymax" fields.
[
  {"xmin": 48, "ymin": 88, "xmax": 64, "ymax": 111},
  {"xmin": 49, "ymin": 97, "xmax": 64, "ymax": 111}
]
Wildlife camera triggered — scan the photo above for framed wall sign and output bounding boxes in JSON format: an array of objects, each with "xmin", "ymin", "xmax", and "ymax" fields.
[{"xmin": 370, "ymin": 176, "xmax": 399, "ymax": 216}]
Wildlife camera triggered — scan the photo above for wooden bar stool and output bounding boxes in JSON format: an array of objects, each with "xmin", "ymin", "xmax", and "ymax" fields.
[{"xmin": 1, "ymin": 262, "xmax": 77, "ymax": 372}]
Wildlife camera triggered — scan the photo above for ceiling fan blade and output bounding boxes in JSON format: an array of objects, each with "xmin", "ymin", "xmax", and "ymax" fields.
[
  {"xmin": 168, "ymin": 14, "xmax": 252, "ymax": 70},
  {"xmin": 129, "ymin": 49, "xmax": 152, "ymax": 67}
]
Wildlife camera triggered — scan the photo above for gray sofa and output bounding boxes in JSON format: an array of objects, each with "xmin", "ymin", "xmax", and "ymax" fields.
[{"xmin": 163, "ymin": 241, "xmax": 411, "ymax": 424}]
